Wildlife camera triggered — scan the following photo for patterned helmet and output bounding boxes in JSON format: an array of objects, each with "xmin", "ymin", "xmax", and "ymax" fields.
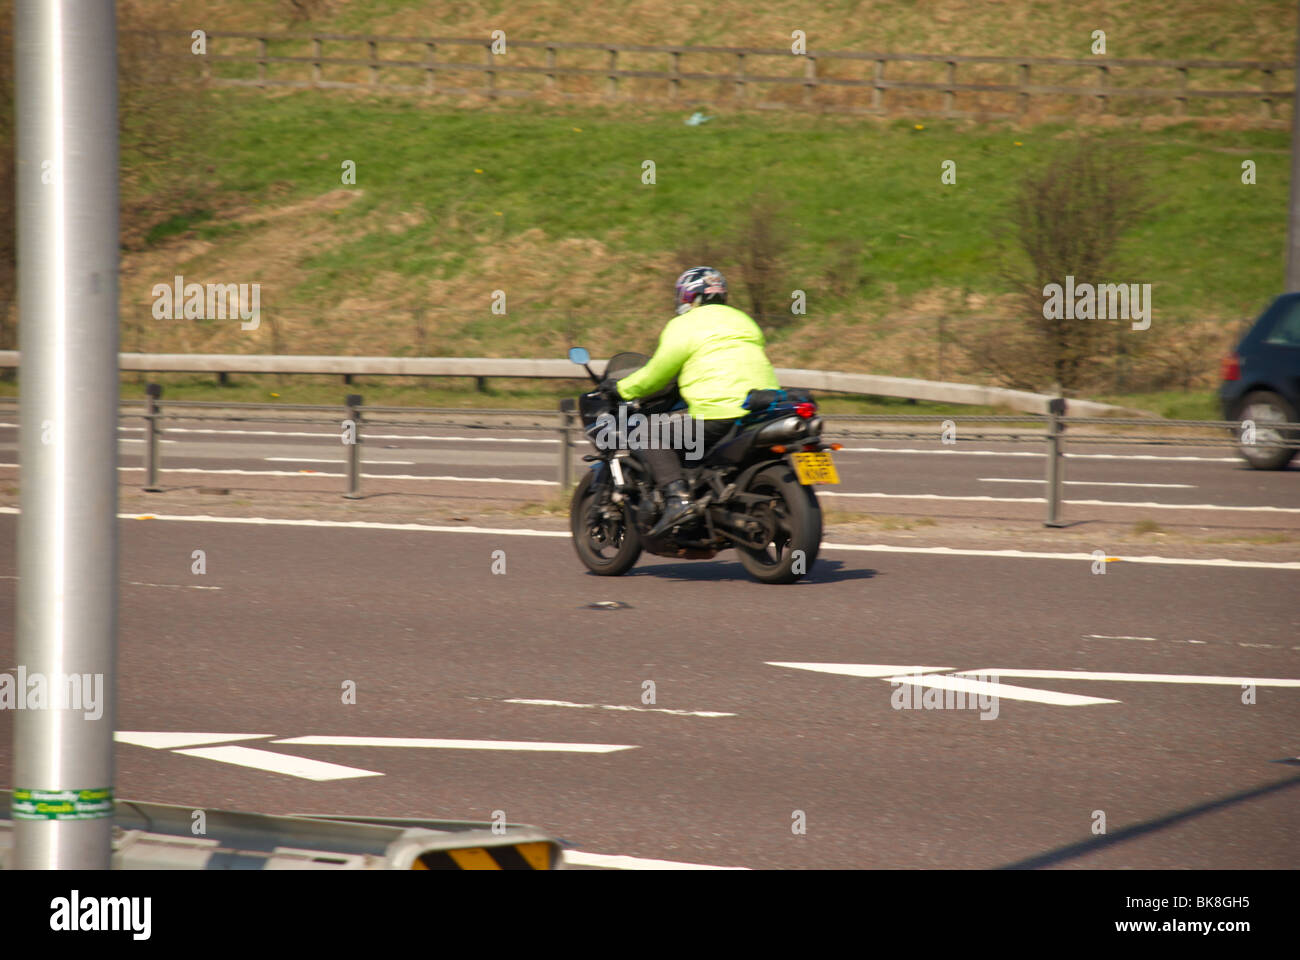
[{"xmin": 674, "ymin": 266, "xmax": 727, "ymax": 314}]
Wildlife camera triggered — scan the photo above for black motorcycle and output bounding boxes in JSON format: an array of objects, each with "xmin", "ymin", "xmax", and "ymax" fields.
[{"xmin": 561, "ymin": 347, "xmax": 841, "ymax": 584}]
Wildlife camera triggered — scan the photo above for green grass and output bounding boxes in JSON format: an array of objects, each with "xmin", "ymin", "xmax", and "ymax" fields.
[
  {"xmin": 186, "ymin": 90, "xmax": 1288, "ymax": 327},
  {"xmin": 1092, "ymin": 391, "xmax": 1221, "ymax": 420}
]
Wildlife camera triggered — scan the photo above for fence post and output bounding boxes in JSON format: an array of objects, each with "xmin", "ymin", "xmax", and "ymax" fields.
[
  {"xmin": 1044, "ymin": 396, "xmax": 1066, "ymax": 527},
  {"xmin": 368, "ymin": 39, "xmax": 379, "ymax": 85},
  {"xmin": 1096, "ymin": 63, "xmax": 1110, "ymax": 113},
  {"xmin": 872, "ymin": 59, "xmax": 885, "ymax": 111},
  {"xmin": 143, "ymin": 383, "xmax": 163, "ymax": 493},
  {"xmin": 1017, "ymin": 62, "xmax": 1031, "ymax": 116},
  {"xmin": 558, "ymin": 406, "xmax": 575, "ymax": 490},
  {"xmin": 257, "ymin": 36, "xmax": 267, "ymax": 87},
  {"xmin": 485, "ymin": 42, "xmax": 497, "ymax": 98},
  {"xmin": 607, "ymin": 48, "xmax": 618, "ymax": 99},
  {"xmin": 803, "ymin": 54, "xmax": 817, "ymax": 106},
  {"xmin": 670, "ymin": 50, "xmax": 681, "ymax": 99},
  {"xmin": 312, "ymin": 37, "xmax": 322, "ymax": 86},
  {"xmin": 424, "ymin": 42, "xmax": 437, "ymax": 93},
  {"xmin": 943, "ymin": 60, "xmax": 956, "ymax": 115},
  {"xmin": 735, "ymin": 52, "xmax": 746, "ymax": 101},
  {"xmin": 344, "ymin": 393, "xmax": 363, "ymax": 499}
]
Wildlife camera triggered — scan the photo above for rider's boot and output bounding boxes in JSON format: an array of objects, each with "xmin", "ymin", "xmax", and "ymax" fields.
[{"xmin": 648, "ymin": 479, "xmax": 693, "ymax": 538}]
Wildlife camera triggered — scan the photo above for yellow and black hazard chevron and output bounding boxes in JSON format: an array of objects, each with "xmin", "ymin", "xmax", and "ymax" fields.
[{"xmin": 413, "ymin": 841, "xmax": 556, "ymax": 870}]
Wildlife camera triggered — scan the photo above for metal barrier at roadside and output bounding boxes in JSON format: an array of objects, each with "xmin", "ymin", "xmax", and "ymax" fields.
[{"xmin": 2, "ymin": 389, "xmax": 1295, "ymax": 528}]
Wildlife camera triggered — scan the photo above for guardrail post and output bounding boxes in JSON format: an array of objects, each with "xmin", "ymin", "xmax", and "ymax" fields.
[
  {"xmin": 143, "ymin": 383, "xmax": 163, "ymax": 492},
  {"xmin": 558, "ymin": 405, "xmax": 575, "ymax": 490},
  {"xmin": 1044, "ymin": 396, "xmax": 1066, "ymax": 527},
  {"xmin": 344, "ymin": 393, "xmax": 363, "ymax": 499}
]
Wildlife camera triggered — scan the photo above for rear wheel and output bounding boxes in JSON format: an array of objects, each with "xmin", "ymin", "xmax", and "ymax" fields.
[
  {"xmin": 734, "ymin": 463, "xmax": 822, "ymax": 584},
  {"xmin": 570, "ymin": 469, "xmax": 642, "ymax": 575},
  {"xmin": 1236, "ymin": 391, "xmax": 1299, "ymax": 470}
]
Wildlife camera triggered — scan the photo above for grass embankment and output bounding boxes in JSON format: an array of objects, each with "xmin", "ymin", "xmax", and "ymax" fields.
[{"xmin": 123, "ymin": 92, "xmax": 1284, "ymax": 387}]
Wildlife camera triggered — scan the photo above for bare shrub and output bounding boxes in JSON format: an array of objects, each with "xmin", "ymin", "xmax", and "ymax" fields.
[{"xmin": 994, "ymin": 139, "xmax": 1154, "ymax": 392}]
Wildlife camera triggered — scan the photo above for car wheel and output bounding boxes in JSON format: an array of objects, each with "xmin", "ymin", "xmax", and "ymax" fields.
[{"xmin": 1235, "ymin": 391, "xmax": 1299, "ymax": 470}]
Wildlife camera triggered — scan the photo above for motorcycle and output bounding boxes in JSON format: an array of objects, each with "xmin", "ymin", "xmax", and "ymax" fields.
[{"xmin": 561, "ymin": 347, "xmax": 841, "ymax": 584}]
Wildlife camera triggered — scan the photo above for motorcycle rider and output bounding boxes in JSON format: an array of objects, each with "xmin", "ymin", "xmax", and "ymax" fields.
[{"xmin": 601, "ymin": 266, "xmax": 780, "ymax": 538}]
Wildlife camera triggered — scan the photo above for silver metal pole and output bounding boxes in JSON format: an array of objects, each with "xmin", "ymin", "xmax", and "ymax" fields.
[
  {"xmin": 143, "ymin": 383, "xmax": 162, "ymax": 492},
  {"xmin": 13, "ymin": 0, "xmax": 120, "ymax": 868},
  {"xmin": 1289, "ymin": 0, "xmax": 1300, "ymax": 289},
  {"xmin": 558, "ymin": 410, "xmax": 575, "ymax": 489},
  {"xmin": 344, "ymin": 393, "xmax": 362, "ymax": 499},
  {"xmin": 1044, "ymin": 397, "xmax": 1066, "ymax": 528}
]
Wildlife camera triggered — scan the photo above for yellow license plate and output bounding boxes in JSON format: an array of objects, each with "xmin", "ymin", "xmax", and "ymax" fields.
[{"xmin": 791, "ymin": 451, "xmax": 839, "ymax": 485}]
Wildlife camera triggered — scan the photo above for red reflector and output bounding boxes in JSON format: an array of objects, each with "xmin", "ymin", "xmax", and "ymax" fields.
[
  {"xmin": 771, "ymin": 444, "xmax": 787, "ymax": 453},
  {"xmin": 1220, "ymin": 354, "xmax": 1240, "ymax": 381},
  {"xmin": 795, "ymin": 402, "xmax": 816, "ymax": 418},
  {"xmin": 830, "ymin": 443, "xmax": 843, "ymax": 451}
]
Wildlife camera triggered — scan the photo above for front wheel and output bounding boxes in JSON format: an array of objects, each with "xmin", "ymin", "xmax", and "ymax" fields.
[
  {"xmin": 570, "ymin": 468, "xmax": 642, "ymax": 576},
  {"xmin": 1236, "ymin": 391, "xmax": 1299, "ymax": 470},
  {"xmin": 734, "ymin": 463, "xmax": 822, "ymax": 584}
]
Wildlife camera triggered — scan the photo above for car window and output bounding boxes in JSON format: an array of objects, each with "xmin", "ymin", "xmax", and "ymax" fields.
[{"xmin": 1264, "ymin": 300, "xmax": 1300, "ymax": 345}]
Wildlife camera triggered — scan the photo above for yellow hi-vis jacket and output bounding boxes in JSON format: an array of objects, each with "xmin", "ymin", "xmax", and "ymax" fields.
[{"xmin": 614, "ymin": 303, "xmax": 780, "ymax": 420}]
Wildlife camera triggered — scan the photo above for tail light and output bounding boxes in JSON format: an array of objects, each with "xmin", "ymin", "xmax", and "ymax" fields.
[
  {"xmin": 795, "ymin": 401, "xmax": 816, "ymax": 419},
  {"xmin": 1220, "ymin": 354, "xmax": 1240, "ymax": 381}
]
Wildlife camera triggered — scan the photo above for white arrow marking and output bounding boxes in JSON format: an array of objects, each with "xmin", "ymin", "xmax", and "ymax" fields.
[
  {"xmin": 274, "ymin": 735, "xmax": 637, "ymax": 753},
  {"xmin": 173, "ymin": 745, "xmax": 383, "ymax": 781},
  {"xmin": 767, "ymin": 662, "xmax": 954, "ymax": 678},
  {"xmin": 115, "ymin": 731, "xmax": 274, "ymax": 749},
  {"xmin": 503, "ymin": 699, "xmax": 735, "ymax": 718},
  {"xmin": 885, "ymin": 673, "xmax": 1118, "ymax": 706},
  {"xmin": 564, "ymin": 851, "xmax": 749, "ymax": 870},
  {"xmin": 959, "ymin": 669, "xmax": 1300, "ymax": 687}
]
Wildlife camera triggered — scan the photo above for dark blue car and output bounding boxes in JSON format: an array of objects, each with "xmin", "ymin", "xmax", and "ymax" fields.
[{"xmin": 1219, "ymin": 293, "xmax": 1300, "ymax": 469}]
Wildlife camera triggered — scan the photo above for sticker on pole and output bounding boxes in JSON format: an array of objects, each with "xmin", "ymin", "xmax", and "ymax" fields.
[{"xmin": 11, "ymin": 787, "xmax": 114, "ymax": 820}]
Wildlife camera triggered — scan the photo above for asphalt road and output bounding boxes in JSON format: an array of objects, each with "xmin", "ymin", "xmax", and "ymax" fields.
[{"xmin": 1, "ymin": 511, "xmax": 1296, "ymax": 869}]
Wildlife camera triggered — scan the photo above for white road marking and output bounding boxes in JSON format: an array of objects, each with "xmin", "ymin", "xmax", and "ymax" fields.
[
  {"xmin": 837, "ymin": 446, "xmax": 1238, "ymax": 462},
  {"xmin": 0, "ymin": 423, "xmax": 554, "ymax": 444},
  {"xmin": 767, "ymin": 662, "xmax": 954, "ymax": 678},
  {"xmin": 263, "ymin": 458, "xmax": 416, "ymax": 465},
  {"xmin": 3, "ymin": 508, "xmax": 1290, "ymax": 570},
  {"xmin": 822, "ymin": 491, "xmax": 1300, "ymax": 513},
  {"xmin": 1083, "ymin": 634, "xmax": 1162, "ymax": 642},
  {"xmin": 502, "ymin": 698, "xmax": 735, "ymax": 718},
  {"xmin": 884, "ymin": 673, "xmax": 1119, "ymax": 706},
  {"xmin": 112, "ymin": 425, "xmax": 556, "ymax": 444},
  {"xmin": 564, "ymin": 850, "xmax": 749, "ymax": 870},
  {"xmin": 957, "ymin": 668, "xmax": 1300, "ymax": 687},
  {"xmin": 115, "ymin": 731, "xmax": 274, "ymax": 749},
  {"xmin": 0, "ymin": 575, "xmax": 221, "ymax": 590},
  {"xmin": 173, "ymin": 745, "xmax": 384, "ymax": 780},
  {"xmin": 274, "ymin": 735, "xmax": 636, "ymax": 753},
  {"xmin": 820, "ymin": 542, "xmax": 1300, "ymax": 570},
  {"xmin": 1084, "ymin": 634, "xmax": 1212, "ymax": 646},
  {"xmin": 978, "ymin": 478, "xmax": 1195, "ymax": 489},
  {"xmin": 124, "ymin": 580, "xmax": 223, "ymax": 590},
  {"xmin": 79, "ymin": 466, "xmax": 555, "ymax": 485}
]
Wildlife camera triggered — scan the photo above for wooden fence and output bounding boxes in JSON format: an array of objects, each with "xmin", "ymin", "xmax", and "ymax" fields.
[{"xmin": 143, "ymin": 29, "xmax": 1293, "ymax": 122}]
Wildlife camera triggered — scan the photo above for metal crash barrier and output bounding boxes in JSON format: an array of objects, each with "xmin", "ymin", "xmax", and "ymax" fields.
[{"xmin": 0, "ymin": 790, "xmax": 563, "ymax": 870}]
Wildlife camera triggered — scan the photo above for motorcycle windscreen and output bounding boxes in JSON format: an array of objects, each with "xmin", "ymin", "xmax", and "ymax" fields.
[{"xmin": 604, "ymin": 351, "xmax": 680, "ymax": 405}]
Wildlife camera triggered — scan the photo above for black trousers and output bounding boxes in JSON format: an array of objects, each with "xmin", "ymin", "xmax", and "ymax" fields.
[{"xmin": 639, "ymin": 417, "xmax": 737, "ymax": 487}]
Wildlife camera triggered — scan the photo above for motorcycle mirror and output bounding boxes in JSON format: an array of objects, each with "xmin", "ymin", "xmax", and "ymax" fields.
[{"xmin": 568, "ymin": 347, "xmax": 590, "ymax": 365}]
